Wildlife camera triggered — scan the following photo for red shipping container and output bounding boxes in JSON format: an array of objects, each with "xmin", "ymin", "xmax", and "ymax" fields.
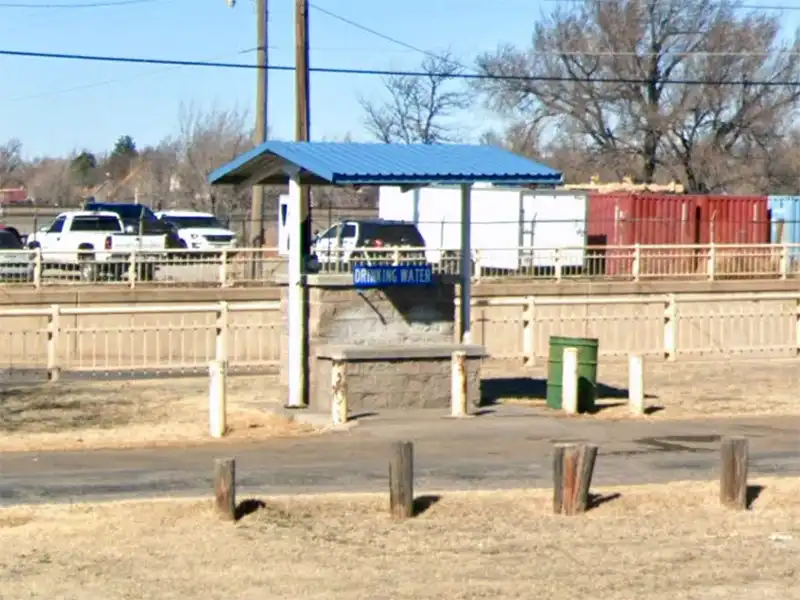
[
  {"xmin": 695, "ymin": 195, "xmax": 769, "ymax": 244},
  {"xmin": 587, "ymin": 193, "xmax": 771, "ymax": 277},
  {"xmin": 587, "ymin": 193, "xmax": 698, "ymax": 276}
]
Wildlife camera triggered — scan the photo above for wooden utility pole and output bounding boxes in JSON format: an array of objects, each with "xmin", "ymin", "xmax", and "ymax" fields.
[
  {"xmin": 295, "ymin": 0, "xmax": 311, "ymax": 251},
  {"xmin": 251, "ymin": 0, "xmax": 268, "ymax": 247}
]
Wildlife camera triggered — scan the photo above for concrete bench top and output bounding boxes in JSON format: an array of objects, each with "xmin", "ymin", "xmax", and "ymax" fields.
[{"xmin": 315, "ymin": 343, "xmax": 486, "ymax": 361}]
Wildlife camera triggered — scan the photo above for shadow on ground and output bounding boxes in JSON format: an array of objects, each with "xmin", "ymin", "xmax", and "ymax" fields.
[
  {"xmin": 480, "ymin": 377, "xmax": 661, "ymax": 414},
  {"xmin": 0, "ymin": 383, "xmax": 138, "ymax": 433},
  {"xmin": 747, "ymin": 484, "xmax": 765, "ymax": 510},
  {"xmin": 236, "ymin": 498, "xmax": 267, "ymax": 520},
  {"xmin": 413, "ymin": 494, "xmax": 442, "ymax": 516},
  {"xmin": 588, "ymin": 492, "xmax": 621, "ymax": 510}
]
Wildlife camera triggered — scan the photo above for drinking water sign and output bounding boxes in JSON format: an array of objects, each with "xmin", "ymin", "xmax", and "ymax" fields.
[{"xmin": 352, "ymin": 264, "xmax": 434, "ymax": 288}]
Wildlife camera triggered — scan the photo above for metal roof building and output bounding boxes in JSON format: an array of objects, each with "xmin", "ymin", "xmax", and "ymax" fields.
[
  {"xmin": 207, "ymin": 141, "xmax": 563, "ymax": 187},
  {"xmin": 208, "ymin": 140, "xmax": 562, "ymax": 409}
]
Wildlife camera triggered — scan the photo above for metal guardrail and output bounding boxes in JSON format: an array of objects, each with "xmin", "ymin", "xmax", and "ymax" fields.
[{"xmin": 0, "ymin": 243, "xmax": 798, "ymax": 288}]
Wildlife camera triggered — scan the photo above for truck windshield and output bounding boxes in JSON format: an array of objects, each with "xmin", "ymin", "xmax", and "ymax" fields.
[
  {"xmin": 71, "ymin": 216, "xmax": 122, "ymax": 232},
  {"xmin": 163, "ymin": 216, "xmax": 223, "ymax": 229}
]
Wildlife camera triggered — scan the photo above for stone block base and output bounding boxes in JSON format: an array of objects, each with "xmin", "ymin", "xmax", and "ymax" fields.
[{"xmin": 313, "ymin": 344, "xmax": 484, "ymax": 412}]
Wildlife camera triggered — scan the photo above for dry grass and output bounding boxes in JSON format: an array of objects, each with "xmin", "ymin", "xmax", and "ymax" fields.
[
  {"xmin": 484, "ymin": 358, "xmax": 800, "ymax": 419},
  {"xmin": 0, "ymin": 376, "xmax": 316, "ymax": 452},
  {"xmin": 0, "ymin": 478, "xmax": 797, "ymax": 599}
]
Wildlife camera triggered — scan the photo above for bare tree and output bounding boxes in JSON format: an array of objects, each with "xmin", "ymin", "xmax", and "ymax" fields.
[
  {"xmin": 475, "ymin": 0, "xmax": 800, "ymax": 190},
  {"xmin": 174, "ymin": 103, "xmax": 254, "ymax": 215},
  {"xmin": 360, "ymin": 52, "xmax": 470, "ymax": 143},
  {"xmin": 119, "ymin": 141, "xmax": 181, "ymax": 209},
  {"xmin": 0, "ymin": 138, "xmax": 24, "ymax": 187},
  {"xmin": 23, "ymin": 158, "xmax": 74, "ymax": 205}
]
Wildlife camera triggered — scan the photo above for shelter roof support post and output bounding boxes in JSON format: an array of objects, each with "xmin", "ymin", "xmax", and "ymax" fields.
[
  {"xmin": 459, "ymin": 183, "xmax": 472, "ymax": 344},
  {"xmin": 286, "ymin": 171, "xmax": 308, "ymax": 408}
]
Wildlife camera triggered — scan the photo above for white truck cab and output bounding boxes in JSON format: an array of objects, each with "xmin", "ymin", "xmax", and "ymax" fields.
[
  {"xmin": 155, "ymin": 210, "xmax": 237, "ymax": 251},
  {"xmin": 27, "ymin": 210, "xmax": 166, "ymax": 281}
]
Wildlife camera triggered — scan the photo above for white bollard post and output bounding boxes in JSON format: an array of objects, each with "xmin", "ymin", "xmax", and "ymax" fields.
[
  {"xmin": 628, "ymin": 354, "xmax": 645, "ymax": 416},
  {"xmin": 562, "ymin": 347, "xmax": 579, "ymax": 415},
  {"xmin": 331, "ymin": 359, "xmax": 347, "ymax": 426},
  {"xmin": 209, "ymin": 360, "xmax": 228, "ymax": 438},
  {"xmin": 450, "ymin": 350, "xmax": 468, "ymax": 417}
]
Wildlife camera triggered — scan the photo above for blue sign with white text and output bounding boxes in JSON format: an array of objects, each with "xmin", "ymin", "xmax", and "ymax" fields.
[{"xmin": 352, "ymin": 264, "xmax": 434, "ymax": 288}]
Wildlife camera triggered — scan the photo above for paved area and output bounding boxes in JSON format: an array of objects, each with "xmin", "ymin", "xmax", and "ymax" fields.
[{"xmin": 0, "ymin": 406, "xmax": 797, "ymax": 506}]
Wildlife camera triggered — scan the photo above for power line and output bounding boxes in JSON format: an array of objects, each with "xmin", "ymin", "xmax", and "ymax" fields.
[
  {"xmin": 311, "ymin": 3, "xmax": 800, "ymax": 61},
  {"xmin": 309, "ymin": 3, "xmax": 444, "ymax": 63},
  {"xmin": 0, "ymin": 0, "xmax": 159, "ymax": 7},
  {"xmin": 317, "ymin": 2, "xmax": 800, "ymax": 59},
  {"xmin": 5, "ymin": 47, "xmax": 257, "ymax": 103},
  {"xmin": 3, "ymin": 47, "xmax": 800, "ymax": 86},
  {"xmin": 541, "ymin": 0, "xmax": 800, "ymax": 9}
]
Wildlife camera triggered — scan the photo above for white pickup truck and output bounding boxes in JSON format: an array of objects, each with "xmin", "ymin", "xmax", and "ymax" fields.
[{"xmin": 27, "ymin": 211, "xmax": 167, "ymax": 281}]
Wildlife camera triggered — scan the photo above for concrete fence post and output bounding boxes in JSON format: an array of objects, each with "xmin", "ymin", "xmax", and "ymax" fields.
[
  {"xmin": 209, "ymin": 359, "xmax": 228, "ymax": 438},
  {"xmin": 219, "ymin": 249, "xmax": 229, "ymax": 287},
  {"xmin": 562, "ymin": 347, "xmax": 578, "ymax": 415},
  {"xmin": 628, "ymin": 354, "xmax": 644, "ymax": 415},
  {"xmin": 215, "ymin": 301, "xmax": 230, "ymax": 363},
  {"xmin": 32, "ymin": 247, "xmax": 42, "ymax": 289},
  {"xmin": 46, "ymin": 303, "xmax": 61, "ymax": 382},
  {"xmin": 450, "ymin": 350, "xmax": 468, "ymax": 417},
  {"xmin": 663, "ymin": 294, "xmax": 677, "ymax": 361},
  {"xmin": 707, "ymin": 243, "xmax": 717, "ymax": 281},
  {"xmin": 631, "ymin": 243, "xmax": 641, "ymax": 281},
  {"xmin": 331, "ymin": 359, "xmax": 347, "ymax": 425}
]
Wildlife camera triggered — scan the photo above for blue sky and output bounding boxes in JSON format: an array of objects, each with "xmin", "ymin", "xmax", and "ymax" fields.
[{"xmin": 0, "ymin": 0, "xmax": 543, "ymax": 158}]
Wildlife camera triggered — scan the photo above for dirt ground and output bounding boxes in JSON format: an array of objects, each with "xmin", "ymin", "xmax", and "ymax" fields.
[
  {"xmin": 0, "ymin": 376, "xmax": 315, "ymax": 452},
  {"xmin": 483, "ymin": 358, "xmax": 800, "ymax": 419},
  {"xmin": 0, "ymin": 478, "xmax": 797, "ymax": 600}
]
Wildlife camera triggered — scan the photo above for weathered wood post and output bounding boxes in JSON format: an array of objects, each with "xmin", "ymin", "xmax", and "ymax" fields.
[
  {"xmin": 628, "ymin": 354, "xmax": 644, "ymax": 416},
  {"xmin": 389, "ymin": 441, "xmax": 414, "ymax": 520},
  {"xmin": 562, "ymin": 347, "xmax": 579, "ymax": 415},
  {"xmin": 208, "ymin": 360, "xmax": 228, "ymax": 438},
  {"xmin": 213, "ymin": 458, "xmax": 236, "ymax": 521},
  {"xmin": 331, "ymin": 359, "xmax": 347, "ymax": 425},
  {"xmin": 720, "ymin": 437, "xmax": 748, "ymax": 510},
  {"xmin": 553, "ymin": 443, "xmax": 599, "ymax": 515},
  {"xmin": 450, "ymin": 350, "xmax": 468, "ymax": 417}
]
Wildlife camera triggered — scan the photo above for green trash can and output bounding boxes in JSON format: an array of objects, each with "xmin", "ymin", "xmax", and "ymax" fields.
[{"xmin": 546, "ymin": 336, "xmax": 600, "ymax": 413}]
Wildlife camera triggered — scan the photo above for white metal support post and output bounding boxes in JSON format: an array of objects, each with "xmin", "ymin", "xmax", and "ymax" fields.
[
  {"xmin": 286, "ymin": 172, "xmax": 307, "ymax": 408},
  {"xmin": 459, "ymin": 184, "xmax": 472, "ymax": 343}
]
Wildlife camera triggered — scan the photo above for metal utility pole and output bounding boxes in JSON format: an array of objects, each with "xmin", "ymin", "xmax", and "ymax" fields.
[
  {"xmin": 227, "ymin": 0, "xmax": 268, "ymax": 246},
  {"xmin": 295, "ymin": 0, "xmax": 311, "ymax": 252},
  {"xmin": 252, "ymin": 0, "xmax": 268, "ymax": 246}
]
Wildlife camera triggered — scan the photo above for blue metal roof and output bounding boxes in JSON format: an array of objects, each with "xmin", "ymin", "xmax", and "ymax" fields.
[{"xmin": 207, "ymin": 141, "xmax": 562, "ymax": 187}]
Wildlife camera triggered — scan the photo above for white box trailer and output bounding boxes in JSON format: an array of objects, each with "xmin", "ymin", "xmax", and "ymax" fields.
[{"xmin": 378, "ymin": 185, "xmax": 588, "ymax": 271}]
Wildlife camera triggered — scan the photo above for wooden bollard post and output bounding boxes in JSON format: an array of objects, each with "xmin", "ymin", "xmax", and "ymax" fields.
[
  {"xmin": 331, "ymin": 359, "xmax": 347, "ymax": 426},
  {"xmin": 389, "ymin": 441, "xmax": 414, "ymax": 520},
  {"xmin": 208, "ymin": 360, "xmax": 228, "ymax": 438},
  {"xmin": 628, "ymin": 354, "xmax": 644, "ymax": 415},
  {"xmin": 553, "ymin": 443, "xmax": 598, "ymax": 515},
  {"xmin": 450, "ymin": 350, "xmax": 468, "ymax": 417},
  {"xmin": 720, "ymin": 437, "xmax": 748, "ymax": 510},
  {"xmin": 562, "ymin": 347, "xmax": 579, "ymax": 415},
  {"xmin": 213, "ymin": 458, "xmax": 236, "ymax": 521}
]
